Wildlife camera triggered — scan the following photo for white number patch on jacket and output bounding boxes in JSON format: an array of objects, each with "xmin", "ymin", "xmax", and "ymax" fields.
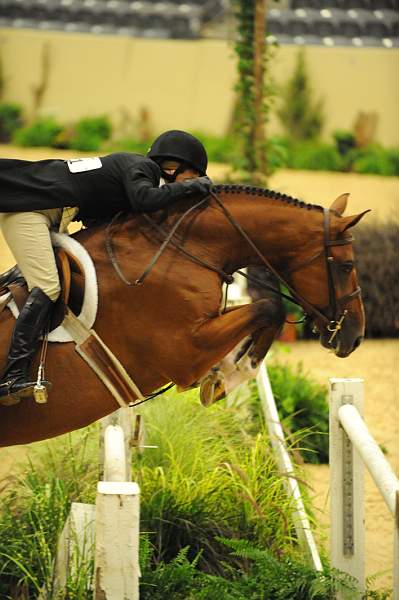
[{"xmin": 67, "ymin": 157, "xmax": 102, "ymax": 173}]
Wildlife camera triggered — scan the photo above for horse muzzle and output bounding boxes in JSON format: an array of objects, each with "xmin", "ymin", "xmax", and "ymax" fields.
[
  {"xmin": 318, "ymin": 316, "xmax": 364, "ymax": 357},
  {"xmin": 331, "ymin": 335, "xmax": 363, "ymax": 358}
]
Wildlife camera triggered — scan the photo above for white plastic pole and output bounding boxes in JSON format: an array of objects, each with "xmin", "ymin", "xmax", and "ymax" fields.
[
  {"xmin": 338, "ymin": 401, "xmax": 399, "ymax": 599},
  {"xmin": 257, "ymin": 361, "xmax": 323, "ymax": 571},
  {"xmin": 338, "ymin": 403, "xmax": 399, "ymax": 516}
]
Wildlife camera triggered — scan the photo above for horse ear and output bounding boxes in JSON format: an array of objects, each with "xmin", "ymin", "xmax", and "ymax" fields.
[
  {"xmin": 330, "ymin": 193, "xmax": 350, "ymax": 215},
  {"xmin": 341, "ymin": 210, "xmax": 371, "ymax": 231}
]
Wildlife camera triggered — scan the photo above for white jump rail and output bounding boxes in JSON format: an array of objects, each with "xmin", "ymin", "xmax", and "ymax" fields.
[
  {"xmin": 329, "ymin": 378, "xmax": 399, "ymax": 599},
  {"xmin": 256, "ymin": 361, "xmax": 323, "ymax": 571}
]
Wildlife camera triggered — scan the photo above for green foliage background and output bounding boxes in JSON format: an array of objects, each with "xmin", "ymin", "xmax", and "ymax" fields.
[
  {"xmin": 1, "ymin": 99, "xmax": 398, "ymax": 176},
  {"xmin": 277, "ymin": 50, "xmax": 324, "ymax": 142},
  {"xmin": 0, "ymin": 385, "xmax": 390, "ymax": 598}
]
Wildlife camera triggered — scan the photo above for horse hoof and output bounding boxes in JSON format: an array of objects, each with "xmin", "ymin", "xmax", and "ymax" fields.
[{"xmin": 199, "ymin": 372, "xmax": 226, "ymax": 407}]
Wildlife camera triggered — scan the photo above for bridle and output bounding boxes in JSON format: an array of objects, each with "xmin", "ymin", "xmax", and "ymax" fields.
[
  {"xmin": 282, "ymin": 207, "xmax": 361, "ymax": 344},
  {"xmin": 210, "ymin": 193, "xmax": 361, "ymax": 346},
  {"xmin": 106, "ymin": 190, "xmax": 361, "ymax": 347}
]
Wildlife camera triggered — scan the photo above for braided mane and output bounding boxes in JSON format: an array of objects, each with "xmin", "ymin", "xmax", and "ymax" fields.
[{"xmin": 214, "ymin": 184, "xmax": 323, "ymax": 212}]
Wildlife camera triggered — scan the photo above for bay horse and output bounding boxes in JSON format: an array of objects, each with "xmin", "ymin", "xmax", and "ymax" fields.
[{"xmin": 0, "ymin": 186, "xmax": 368, "ymax": 447}]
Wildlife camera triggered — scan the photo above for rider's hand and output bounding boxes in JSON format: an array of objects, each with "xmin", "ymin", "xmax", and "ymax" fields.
[{"xmin": 181, "ymin": 176, "xmax": 213, "ymax": 197}]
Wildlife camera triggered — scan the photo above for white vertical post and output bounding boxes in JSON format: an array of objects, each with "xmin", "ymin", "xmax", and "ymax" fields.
[
  {"xmin": 94, "ymin": 424, "xmax": 140, "ymax": 600},
  {"xmin": 52, "ymin": 503, "xmax": 96, "ymax": 597},
  {"xmin": 257, "ymin": 361, "xmax": 323, "ymax": 571},
  {"xmin": 103, "ymin": 425, "xmax": 127, "ymax": 482},
  {"xmin": 329, "ymin": 378, "xmax": 365, "ymax": 597},
  {"xmin": 94, "ymin": 481, "xmax": 140, "ymax": 600},
  {"xmin": 100, "ymin": 407, "xmax": 133, "ymax": 481}
]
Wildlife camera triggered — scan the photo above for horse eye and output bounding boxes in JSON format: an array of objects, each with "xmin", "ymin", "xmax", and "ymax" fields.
[{"xmin": 340, "ymin": 262, "xmax": 354, "ymax": 274}]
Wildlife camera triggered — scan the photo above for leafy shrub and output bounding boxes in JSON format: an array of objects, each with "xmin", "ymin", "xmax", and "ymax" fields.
[
  {"xmin": 137, "ymin": 392, "xmax": 297, "ymax": 572},
  {"xmin": 103, "ymin": 130, "xmax": 399, "ymax": 177},
  {"xmin": 0, "ymin": 394, "xmax": 300, "ymax": 595},
  {"xmin": 281, "ymin": 139, "xmax": 399, "ymax": 176},
  {"xmin": 140, "ymin": 537, "xmax": 365, "ymax": 600},
  {"xmin": 333, "ymin": 129, "xmax": 356, "ymax": 157},
  {"xmin": 265, "ymin": 131, "xmax": 399, "ymax": 176},
  {"xmin": 0, "ymin": 396, "xmax": 390, "ymax": 599},
  {"xmin": 0, "ymin": 102, "xmax": 23, "ymax": 142},
  {"xmin": 354, "ymin": 220, "xmax": 399, "ymax": 337},
  {"xmin": 108, "ymin": 132, "xmax": 239, "ymax": 165},
  {"xmin": 386, "ymin": 147, "xmax": 399, "ymax": 174},
  {"xmin": 0, "ymin": 429, "xmax": 97, "ymax": 598},
  {"xmin": 267, "ymin": 136, "xmax": 292, "ymax": 170},
  {"xmin": 190, "ymin": 131, "xmax": 238, "ymax": 164},
  {"xmin": 69, "ymin": 131, "xmax": 103, "ymax": 151},
  {"xmin": 69, "ymin": 115, "xmax": 112, "ymax": 151},
  {"xmin": 13, "ymin": 117, "xmax": 63, "ymax": 147},
  {"xmin": 290, "ymin": 141, "xmax": 343, "ymax": 171},
  {"xmin": 74, "ymin": 115, "xmax": 112, "ymax": 140},
  {"xmin": 104, "ymin": 136, "xmax": 151, "ymax": 155},
  {"xmin": 278, "ymin": 49, "xmax": 324, "ymax": 142},
  {"xmin": 351, "ymin": 145, "xmax": 397, "ymax": 176},
  {"xmin": 248, "ymin": 360, "xmax": 329, "ymax": 464}
]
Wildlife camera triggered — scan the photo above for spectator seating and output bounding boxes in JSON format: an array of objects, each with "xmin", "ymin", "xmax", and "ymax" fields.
[
  {"xmin": 0, "ymin": 0, "xmax": 397, "ymax": 46},
  {"xmin": 0, "ymin": 0, "xmax": 221, "ymax": 37},
  {"xmin": 267, "ymin": 2, "xmax": 398, "ymax": 46}
]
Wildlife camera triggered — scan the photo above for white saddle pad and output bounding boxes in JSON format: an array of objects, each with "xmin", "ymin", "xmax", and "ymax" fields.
[{"xmin": 5, "ymin": 232, "xmax": 98, "ymax": 343}]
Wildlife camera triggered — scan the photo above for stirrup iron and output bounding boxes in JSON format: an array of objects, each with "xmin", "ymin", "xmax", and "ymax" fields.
[{"xmin": 34, "ymin": 364, "xmax": 49, "ymax": 404}]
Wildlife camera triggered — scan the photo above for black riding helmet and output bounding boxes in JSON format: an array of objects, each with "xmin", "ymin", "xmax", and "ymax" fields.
[{"xmin": 147, "ymin": 130, "xmax": 208, "ymax": 176}]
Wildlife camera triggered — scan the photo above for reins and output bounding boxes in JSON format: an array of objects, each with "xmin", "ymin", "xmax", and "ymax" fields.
[
  {"xmin": 106, "ymin": 199, "xmax": 236, "ymax": 287},
  {"xmin": 210, "ymin": 191, "xmax": 331, "ymax": 324},
  {"xmin": 209, "ymin": 191, "xmax": 359, "ymax": 337},
  {"xmin": 105, "ymin": 201, "xmax": 302, "ymax": 306},
  {"xmin": 105, "ymin": 189, "xmax": 360, "ymax": 343}
]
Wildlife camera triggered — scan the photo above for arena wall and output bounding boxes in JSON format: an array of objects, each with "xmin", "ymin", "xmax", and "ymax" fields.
[{"xmin": 0, "ymin": 28, "xmax": 398, "ymax": 145}]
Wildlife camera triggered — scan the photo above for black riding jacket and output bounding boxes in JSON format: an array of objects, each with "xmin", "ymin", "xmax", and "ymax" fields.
[{"xmin": 0, "ymin": 152, "xmax": 197, "ymax": 221}]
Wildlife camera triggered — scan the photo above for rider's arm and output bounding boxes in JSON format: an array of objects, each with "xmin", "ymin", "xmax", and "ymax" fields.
[{"xmin": 123, "ymin": 159, "xmax": 210, "ymax": 213}]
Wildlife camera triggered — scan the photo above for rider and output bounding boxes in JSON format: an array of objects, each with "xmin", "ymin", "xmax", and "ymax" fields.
[{"xmin": 0, "ymin": 130, "xmax": 211, "ymax": 402}]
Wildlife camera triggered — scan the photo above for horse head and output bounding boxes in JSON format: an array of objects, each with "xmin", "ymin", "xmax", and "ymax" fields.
[{"xmin": 287, "ymin": 193, "xmax": 369, "ymax": 357}]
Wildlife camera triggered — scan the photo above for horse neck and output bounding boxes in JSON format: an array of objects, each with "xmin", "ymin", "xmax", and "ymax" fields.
[{"xmin": 205, "ymin": 191, "xmax": 324, "ymax": 272}]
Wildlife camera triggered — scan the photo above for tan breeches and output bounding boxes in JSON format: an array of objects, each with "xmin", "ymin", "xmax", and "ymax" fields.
[{"xmin": 0, "ymin": 209, "xmax": 62, "ymax": 301}]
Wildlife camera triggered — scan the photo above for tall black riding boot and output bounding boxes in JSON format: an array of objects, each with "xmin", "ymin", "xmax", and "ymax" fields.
[{"xmin": 0, "ymin": 287, "xmax": 54, "ymax": 402}]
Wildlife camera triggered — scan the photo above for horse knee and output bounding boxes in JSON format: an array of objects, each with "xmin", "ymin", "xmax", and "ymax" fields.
[{"xmin": 253, "ymin": 298, "xmax": 285, "ymax": 328}]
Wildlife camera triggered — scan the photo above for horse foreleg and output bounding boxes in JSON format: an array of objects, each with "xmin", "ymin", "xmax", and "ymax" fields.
[
  {"xmin": 183, "ymin": 297, "xmax": 283, "ymax": 386},
  {"xmin": 248, "ymin": 320, "xmax": 285, "ymax": 366},
  {"xmin": 189, "ymin": 297, "xmax": 285, "ymax": 406}
]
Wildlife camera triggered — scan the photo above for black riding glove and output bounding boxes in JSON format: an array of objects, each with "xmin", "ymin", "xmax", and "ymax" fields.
[{"xmin": 180, "ymin": 176, "xmax": 213, "ymax": 197}]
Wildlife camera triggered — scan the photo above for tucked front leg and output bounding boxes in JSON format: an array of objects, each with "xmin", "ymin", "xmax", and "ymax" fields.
[
  {"xmin": 182, "ymin": 297, "xmax": 283, "ymax": 389},
  {"xmin": 193, "ymin": 297, "xmax": 285, "ymax": 406},
  {"xmin": 248, "ymin": 319, "xmax": 285, "ymax": 368}
]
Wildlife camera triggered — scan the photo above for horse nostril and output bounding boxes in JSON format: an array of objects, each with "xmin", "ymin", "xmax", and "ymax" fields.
[{"xmin": 354, "ymin": 336, "xmax": 363, "ymax": 349}]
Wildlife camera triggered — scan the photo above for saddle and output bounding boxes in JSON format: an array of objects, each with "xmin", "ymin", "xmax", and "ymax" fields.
[
  {"xmin": 0, "ymin": 247, "xmax": 145, "ymax": 407},
  {"xmin": 0, "ymin": 248, "xmax": 85, "ymax": 328}
]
